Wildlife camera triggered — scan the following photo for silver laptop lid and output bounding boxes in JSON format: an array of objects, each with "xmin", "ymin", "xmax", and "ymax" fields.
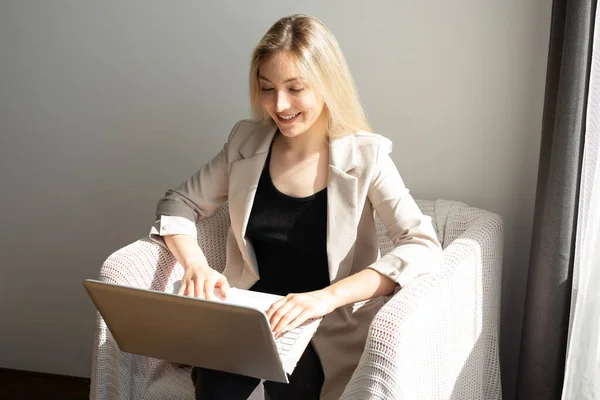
[{"xmin": 83, "ymin": 279, "xmax": 288, "ymax": 383}]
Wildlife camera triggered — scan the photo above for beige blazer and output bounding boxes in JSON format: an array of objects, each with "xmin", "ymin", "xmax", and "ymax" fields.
[{"xmin": 150, "ymin": 119, "xmax": 442, "ymax": 400}]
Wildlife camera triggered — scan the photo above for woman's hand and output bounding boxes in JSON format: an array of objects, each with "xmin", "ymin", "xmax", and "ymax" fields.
[
  {"xmin": 266, "ymin": 290, "xmax": 338, "ymax": 337},
  {"xmin": 265, "ymin": 269, "xmax": 398, "ymax": 337},
  {"xmin": 163, "ymin": 234, "xmax": 229, "ymax": 300},
  {"xmin": 177, "ymin": 263, "xmax": 230, "ymax": 300}
]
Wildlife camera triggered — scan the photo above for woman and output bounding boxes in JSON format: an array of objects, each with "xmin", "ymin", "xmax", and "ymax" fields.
[{"xmin": 150, "ymin": 14, "xmax": 442, "ymax": 400}]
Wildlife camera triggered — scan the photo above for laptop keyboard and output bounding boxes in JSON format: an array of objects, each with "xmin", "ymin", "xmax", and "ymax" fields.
[{"xmin": 274, "ymin": 325, "xmax": 305, "ymax": 356}]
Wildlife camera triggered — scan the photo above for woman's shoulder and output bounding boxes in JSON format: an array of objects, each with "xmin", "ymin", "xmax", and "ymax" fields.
[
  {"xmin": 353, "ymin": 130, "xmax": 393, "ymax": 153},
  {"xmin": 330, "ymin": 130, "xmax": 394, "ymax": 175},
  {"xmin": 227, "ymin": 118, "xmax": 269, "ymax": 139},
  {"xmin": 225, "ymin": 119, "xmax": 277, "ymax": 149},
  {"xmin": 355, "ymin": 132, "xmax": 394, "ymax": 175},
  {"xmin": 333, "ymin": 130, "xmax": 393, "ymax": 163}
]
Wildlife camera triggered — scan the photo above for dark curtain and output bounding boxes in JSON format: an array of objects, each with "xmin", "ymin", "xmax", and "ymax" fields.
[{"xmin": 515, "ymin": 0, "xmax": 596, "ymax": 399}]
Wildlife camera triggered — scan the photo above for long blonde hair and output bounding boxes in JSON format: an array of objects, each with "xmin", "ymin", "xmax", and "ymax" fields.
[{"xmin": 249, "ymin": 14, "xmax": 371, "ymax": 138}]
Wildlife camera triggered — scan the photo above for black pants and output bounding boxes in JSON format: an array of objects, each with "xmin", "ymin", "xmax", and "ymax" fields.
[{"xmin": 191, "ymin": 344, "xmax": 324, "ymax": 400}]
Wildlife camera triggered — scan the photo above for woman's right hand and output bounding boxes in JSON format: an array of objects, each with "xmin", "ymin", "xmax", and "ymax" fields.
[{"xmin": 177, "ymin": 263, "xmax": 230, "ymax": 300}]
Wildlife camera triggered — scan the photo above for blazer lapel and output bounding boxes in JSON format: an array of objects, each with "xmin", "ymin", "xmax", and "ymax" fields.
[
  {"xmin": 228, "ymin": 123, "xmax": 278, "ymax": 279},
  {"xmin": 327, "ymin": 134, "xmax": 359, "ymax": 283}
]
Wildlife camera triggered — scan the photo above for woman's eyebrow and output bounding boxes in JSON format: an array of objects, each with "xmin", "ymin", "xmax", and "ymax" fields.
[{"xmin": 258, "ymin": 75, "xmax": 300, "ymax": 84}]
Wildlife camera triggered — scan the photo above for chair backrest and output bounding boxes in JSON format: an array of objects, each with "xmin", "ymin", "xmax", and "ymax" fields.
[{"xmin": 194, "ymin": 199, "xmax": 447, "ymax": 274}]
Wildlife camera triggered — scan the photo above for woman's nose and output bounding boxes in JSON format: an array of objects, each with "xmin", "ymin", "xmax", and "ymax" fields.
[{"xmin": 275, "ymin": 91, "xmax": 291, "ymax": 112}]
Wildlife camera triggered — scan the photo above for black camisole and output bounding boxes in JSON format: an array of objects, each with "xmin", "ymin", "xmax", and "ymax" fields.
[{"xmin": 246, "ymin": 144, "xmax": 330, "ymax": 296}]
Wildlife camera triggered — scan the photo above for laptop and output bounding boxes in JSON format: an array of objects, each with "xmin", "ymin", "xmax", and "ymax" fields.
[{"xmin": 83, "ymin": 279, "xmax": 322, "ymax": 383}]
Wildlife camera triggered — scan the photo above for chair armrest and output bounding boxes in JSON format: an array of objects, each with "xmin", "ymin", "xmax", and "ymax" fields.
[
  {"xmin": 341, "ymin": 210, "xmax": 503, "ymax": 400},
  {"xmin": 90, "ymin": 203, "xmax": 230, "ymax": 400},
  {"xmin": 99, "ymin": 237, "xmax": 183, "ymax": 291},
  {"xmin": 90, "ymin": 238, "xmax": 184, "ymax": 400}
]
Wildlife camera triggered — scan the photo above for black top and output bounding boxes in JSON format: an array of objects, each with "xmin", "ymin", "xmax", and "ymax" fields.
[{"xmin": 246, "ymin": 145, "xmax": 330, "ymax": 296}]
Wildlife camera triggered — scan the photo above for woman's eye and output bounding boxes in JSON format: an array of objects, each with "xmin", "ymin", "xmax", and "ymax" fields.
[
  {"xmin": 260, "ymin": 87, "xmax": 274, "ymax": 92},
  {"xmin": 290, "ymin": 88, "xmax": 304, "ymax": 93}
]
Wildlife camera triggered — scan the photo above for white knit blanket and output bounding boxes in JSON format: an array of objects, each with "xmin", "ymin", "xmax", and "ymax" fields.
[{"xmin": 90, "ymin": 199, "xmax": 503, "ymax": 400}]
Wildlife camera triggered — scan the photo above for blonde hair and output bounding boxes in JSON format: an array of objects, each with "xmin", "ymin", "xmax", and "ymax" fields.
[{"xmin": 249, "ymin": 14, "xmax": 371, "ymax": 138}]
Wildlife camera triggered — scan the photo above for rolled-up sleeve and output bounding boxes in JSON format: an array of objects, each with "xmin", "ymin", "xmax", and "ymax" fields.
[
  {"xmin": 150, "ymin": 215, "xmax": 198, "ymax": 241},
  {"xmin": 367, "ymin": 139, "xmax": 443, "ymax": 287},
  {"xmin": 149, "ymin": 120, "xmax": 243, "ymax": 247}
]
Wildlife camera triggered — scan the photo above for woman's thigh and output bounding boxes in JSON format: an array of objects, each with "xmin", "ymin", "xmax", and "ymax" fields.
[
  {"xmin": 191, "ymin": 344, "xmax": 324, "ymax": 400},
  {"xmin": 191, "ymin": 366, "xmax": 264, "ymax": 400},
  {"xmin": 264, "ymin": 344, "xmax": 324, "ymax": 400}
]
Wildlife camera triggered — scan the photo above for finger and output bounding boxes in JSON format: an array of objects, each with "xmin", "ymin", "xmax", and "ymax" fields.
[
  {"xmin": 177, "ymin": 282, "xmax": 187, "ymax": 296},
  {"xmin": 196, "ymin": 279, "xmax": 206, "ymax": 299},
  {"xmin": 266, "ymin": 297, "xmax": 290, "ymax": 319},
  {"xmin": 269, "ymin": 301, "xmax": 296, "ymax": 332},
  {"xmin": 186, "ymin": 280, "xmax": 194, "ymax": 298},
  {"xmin": 204, "ymin": 277, "xmax": 216, "ymax": 300},
  {"xmin": 283, "ymin": 310, "xmax": 313, "ymax": 335},
  {"xmin": 273, "ymin": 306, "xmax": 303, "ymax": 337},
  {"xmin": 216, "ymin": 276, "xmax": 230, "ymax": 299}
]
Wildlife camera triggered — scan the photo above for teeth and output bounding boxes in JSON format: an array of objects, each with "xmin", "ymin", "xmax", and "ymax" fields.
[{"xmin": 279, "ymin": 113, "xmax": 298, "ymax": 120}]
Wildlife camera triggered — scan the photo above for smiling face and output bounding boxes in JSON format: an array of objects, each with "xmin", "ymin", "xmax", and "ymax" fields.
[{"xmin": 258, "ymin": 52, "xmax": 327, "ymax": 139}]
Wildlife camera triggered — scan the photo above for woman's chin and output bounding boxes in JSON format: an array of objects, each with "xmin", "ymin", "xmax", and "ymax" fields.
[{"xmin": 277, "ymin": 124, "xmax": 304, "ymax": 138}]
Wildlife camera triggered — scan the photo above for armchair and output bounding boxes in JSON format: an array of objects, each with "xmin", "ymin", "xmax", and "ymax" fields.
[{"xmin": 90, "ymin": 199, "xmax": 503, "ymax": 400}]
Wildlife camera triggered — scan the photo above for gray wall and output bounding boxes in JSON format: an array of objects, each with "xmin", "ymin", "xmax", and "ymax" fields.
[{"xmin": 0, "ymin": 1, "xmax": 551, "ymax": 398}]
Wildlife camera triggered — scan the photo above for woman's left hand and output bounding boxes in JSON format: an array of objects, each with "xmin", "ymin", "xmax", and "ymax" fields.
[{"xmin": 266, "ymin": 290, "xmax": 337, "ymax": 337}]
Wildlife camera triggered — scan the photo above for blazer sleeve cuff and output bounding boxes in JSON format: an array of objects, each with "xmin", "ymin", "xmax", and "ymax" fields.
[
  {"xmin": 367, "ymin": 247, "xmax": 442, "ymax": 288},
  {"xmin": 149, "ymin": 216, "xmax": 197, "ymax": 249}
]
